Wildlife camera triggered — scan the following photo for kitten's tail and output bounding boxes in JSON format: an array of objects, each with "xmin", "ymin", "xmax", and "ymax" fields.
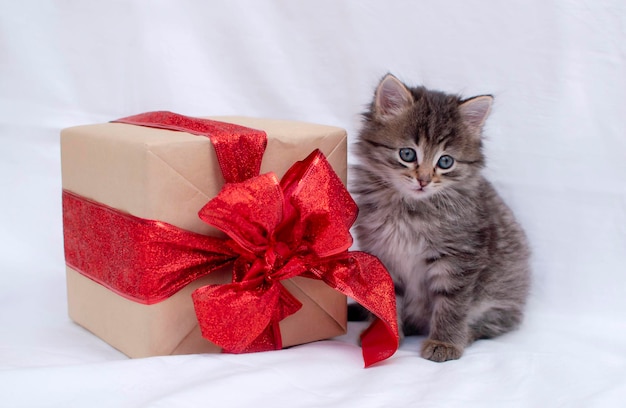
[{"xmin": 348, "ymin": 302, "xmax": 372, "ymax": 321}]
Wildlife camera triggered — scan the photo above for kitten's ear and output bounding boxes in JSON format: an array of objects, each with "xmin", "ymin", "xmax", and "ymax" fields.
[
  {"xmin": 459, "ymin": 95, "xmax": 493, "ymax": 137},
  {"xmin": 374, "ymin": 74, "xmax": 413, "ymax": 120}
]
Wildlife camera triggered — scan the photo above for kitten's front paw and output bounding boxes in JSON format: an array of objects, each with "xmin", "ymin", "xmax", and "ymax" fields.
[{"xmin": 420, "ymin": 339, "xmax": 463, "ymax": 362}]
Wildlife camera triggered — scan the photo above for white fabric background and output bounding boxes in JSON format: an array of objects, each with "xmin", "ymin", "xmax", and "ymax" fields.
[{"xmin": 2, "ymin": 1, "xmax": 625, "ymax": 406}]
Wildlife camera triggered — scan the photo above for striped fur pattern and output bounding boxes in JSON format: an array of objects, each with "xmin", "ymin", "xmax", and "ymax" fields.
[{"xmin": 352, "ymin": 74, "xmax": 531, "ymax": 362}]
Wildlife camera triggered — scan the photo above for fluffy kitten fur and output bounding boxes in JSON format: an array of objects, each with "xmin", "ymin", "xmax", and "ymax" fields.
[{"xmin": 352, "ymin": 74, "xmax": 531, "ymax": 362}]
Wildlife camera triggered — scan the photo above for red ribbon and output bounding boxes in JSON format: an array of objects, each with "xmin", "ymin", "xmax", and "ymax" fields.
[{"xmin": 63, "ymin": 111, "xmax": 398, "ymax": 367}]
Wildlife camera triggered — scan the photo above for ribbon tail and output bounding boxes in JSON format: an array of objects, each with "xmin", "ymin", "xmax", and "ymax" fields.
[
  {"xmin": 192, "ymin": 280, "xmax": 301, "ymax": 353},
  {"xmin": 239, "ymin": 322, "xmax": 282, "ymax": 353},
  {"xmin": 313, "ymin": 251, "xmax": 399, "ymax": 367},
  {"xmin": 358, "ymin": 313, "xmax": 398, "ymax": 368},
  {"xmin": 238, "ymin": 282, "xmax": 302, "ymax": 352}
]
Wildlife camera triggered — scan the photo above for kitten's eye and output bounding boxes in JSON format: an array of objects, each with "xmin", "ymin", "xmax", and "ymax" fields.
[
  {"xmin": 399, "ymin": 148, "xmax": 417, "ymax": 162},
  {"xmin": 437, "ymin": 155, "xmax": 455, "ymax": 169}
]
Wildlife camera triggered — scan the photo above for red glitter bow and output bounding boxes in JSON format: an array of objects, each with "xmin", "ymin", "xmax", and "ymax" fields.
[{"xmin": 63, "ymin": 111, "xmax": 398, "ymax": 367}]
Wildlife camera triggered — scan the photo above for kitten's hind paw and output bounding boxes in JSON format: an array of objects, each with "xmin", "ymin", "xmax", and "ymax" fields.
[{"xmin": 420, "ymin": 339, "xmax": 463, "ymax": 362}]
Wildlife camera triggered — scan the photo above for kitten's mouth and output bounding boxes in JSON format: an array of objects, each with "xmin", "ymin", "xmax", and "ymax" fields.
[
  {"xmin": 394, "ymin": 178, "xmax": 432, "ymax": 199},
  {"xmin": 409, "ymin": 186, "xmax": 434, "ymax": 199}
]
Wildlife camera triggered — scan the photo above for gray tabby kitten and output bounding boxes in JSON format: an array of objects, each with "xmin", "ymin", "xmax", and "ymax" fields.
[{"xmin": 352, "ymin": 74, "xmax": 531, "ymax": 362}]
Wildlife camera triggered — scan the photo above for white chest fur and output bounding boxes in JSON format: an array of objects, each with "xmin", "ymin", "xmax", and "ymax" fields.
[
  {"xmin": 356, "ymin": 199, "xmax": 446, "ymax": 329},
  {"xmin": 359, "ymin": 205, "xmax": 433, "ymax": 278}
]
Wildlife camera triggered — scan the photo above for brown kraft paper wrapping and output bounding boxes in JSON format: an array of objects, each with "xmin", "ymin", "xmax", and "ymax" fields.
[{"xmin": 61, "ymin": 116, "xmax": 348, "ymax": 358}]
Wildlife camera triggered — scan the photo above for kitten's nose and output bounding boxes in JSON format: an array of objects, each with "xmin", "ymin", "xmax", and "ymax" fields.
[{"xmin": 418, "ymin": 177, "xmax": 430, "ymax": 188}]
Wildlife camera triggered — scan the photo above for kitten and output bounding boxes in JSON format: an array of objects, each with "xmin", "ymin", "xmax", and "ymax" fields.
[{"xmin": 351, "ymin": 74, "xmax": 531, "ymax": 362}]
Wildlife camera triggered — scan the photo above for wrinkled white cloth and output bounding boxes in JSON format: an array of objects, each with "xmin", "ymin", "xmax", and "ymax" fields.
[{"xmin": 1, "ymin": 1, "xmax": 625, "ymax": 407}]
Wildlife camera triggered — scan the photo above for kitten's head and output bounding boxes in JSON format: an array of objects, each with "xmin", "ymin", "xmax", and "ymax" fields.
[{"xmin": 356, "ymin": 74, "xmax": 492, "ymax": 201}]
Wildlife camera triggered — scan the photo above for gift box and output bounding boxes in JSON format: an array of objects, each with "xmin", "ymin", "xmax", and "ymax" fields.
[
  {"xmin": 62, "ymin": 111, "xmax": 399, "ymax": 367},
  {"xmin": 61, "ymin": 114, "xmax": 350, "ymax": 357}
]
